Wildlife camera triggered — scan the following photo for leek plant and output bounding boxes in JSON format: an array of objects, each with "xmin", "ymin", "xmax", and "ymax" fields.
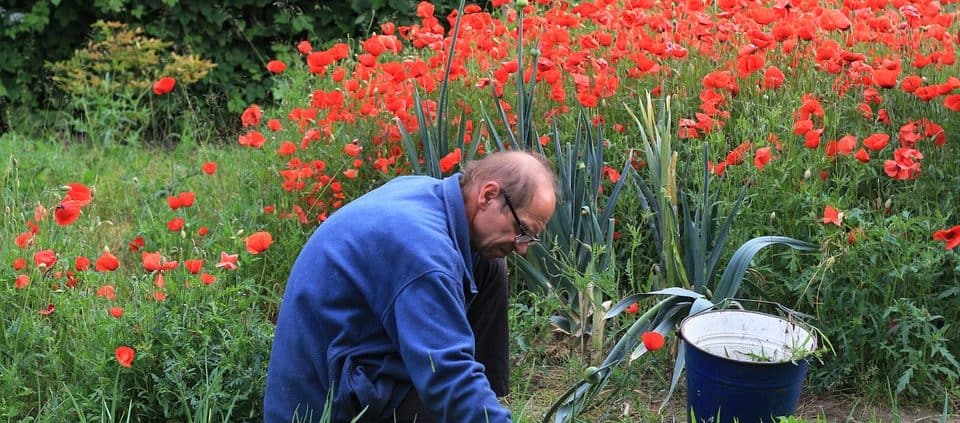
[
  {"xmin": 544, "ymin": 94, "xmax": 820, "ymax": 422},
  {"xmin": 398, "ymin": 0, "xmax": 481, "ymax": 178}
]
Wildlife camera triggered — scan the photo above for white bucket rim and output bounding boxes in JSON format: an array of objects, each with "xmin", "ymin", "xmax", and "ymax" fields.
[{"xmin": 679, "ymin": 309, "xmax": 818, "ymax": 365}]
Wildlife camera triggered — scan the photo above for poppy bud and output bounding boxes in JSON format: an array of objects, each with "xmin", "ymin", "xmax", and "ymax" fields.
[
  {"xmin": 803, "ymin": 169, "xmax": 812, "ymax": 180},
  {"xmin": 516, "ymin": 0, "xmax": 529, "ymax": 6},
  {"xmin": 583, "ymin": 366, "xmax": 602, "ymax": 384}
]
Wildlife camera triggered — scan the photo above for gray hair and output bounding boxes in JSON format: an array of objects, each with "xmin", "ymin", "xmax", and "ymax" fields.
[{"xmin": 460, "ymin": 151, "xmax": 556, "ymax": 207}]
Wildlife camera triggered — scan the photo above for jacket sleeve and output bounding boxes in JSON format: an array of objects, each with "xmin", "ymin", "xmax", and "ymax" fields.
[{"xmin": 385, "ymin": 271, "xmax": 512, "ymax": 422}]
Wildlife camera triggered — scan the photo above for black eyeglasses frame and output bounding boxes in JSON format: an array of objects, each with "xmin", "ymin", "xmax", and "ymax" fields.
[{"xmin": 501, "ymin": 192, "xmax": 541, "ymax": 244}]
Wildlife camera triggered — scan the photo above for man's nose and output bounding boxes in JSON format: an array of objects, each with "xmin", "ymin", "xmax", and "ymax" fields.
[{"xmin": 514, "ymin": 242, "xmax": 529, "ymax": 256}]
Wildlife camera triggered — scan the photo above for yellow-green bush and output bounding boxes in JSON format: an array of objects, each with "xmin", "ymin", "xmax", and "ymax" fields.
[{"xmin": 44, "ymin": 21, "xmax": 215, "ymax": 147}]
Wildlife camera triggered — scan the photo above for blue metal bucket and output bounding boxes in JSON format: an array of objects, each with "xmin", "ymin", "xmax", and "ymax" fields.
[{"xmin": 679, "ymin": 310, "xmax": 817, "ymax": 423}]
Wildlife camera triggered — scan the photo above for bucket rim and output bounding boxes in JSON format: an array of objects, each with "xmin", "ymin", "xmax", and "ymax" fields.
[{"xmin": 678, "ymin": 309, "xmax": 817, "ymax": 365}]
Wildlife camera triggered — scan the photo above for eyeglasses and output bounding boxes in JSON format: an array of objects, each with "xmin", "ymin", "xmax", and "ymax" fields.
[{"xmin": 502, "ymin": 192, "xmax": 541, "ymax": 244}]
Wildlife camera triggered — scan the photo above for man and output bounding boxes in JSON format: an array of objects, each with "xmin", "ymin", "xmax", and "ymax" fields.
[{"xmin": 265, "ymin": 151, "xmax": 558, "ymax": 422}]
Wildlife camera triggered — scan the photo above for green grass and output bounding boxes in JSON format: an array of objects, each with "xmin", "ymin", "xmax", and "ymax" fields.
[{"xmin": 0, "ymin": 134, "xmax": 293, "ymax": 421}]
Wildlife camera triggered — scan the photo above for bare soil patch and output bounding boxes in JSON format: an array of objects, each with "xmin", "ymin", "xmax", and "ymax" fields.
[{"xmin": 506, "ymin": 361, "xmax": 955, "ymax": 422}]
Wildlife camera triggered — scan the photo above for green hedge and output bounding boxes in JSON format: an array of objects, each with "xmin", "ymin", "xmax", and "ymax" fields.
[{"xmin": 0, "ymin": 0, "xmax": 466, "ymax": 129}]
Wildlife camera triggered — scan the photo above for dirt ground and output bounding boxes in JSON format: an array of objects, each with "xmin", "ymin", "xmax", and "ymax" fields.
[
  {"xmin": 793, "ymin": 395, "xmax": 955, "ymax": 423},
  {"xmin": 505, "ymin": 363, "xmax": 956, "ymax": 422}
]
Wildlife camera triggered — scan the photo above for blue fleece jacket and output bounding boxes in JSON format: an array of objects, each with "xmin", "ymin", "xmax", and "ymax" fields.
[{"xmin": 264, "ymin": 174, "xmax": 511, "ymax": 422}]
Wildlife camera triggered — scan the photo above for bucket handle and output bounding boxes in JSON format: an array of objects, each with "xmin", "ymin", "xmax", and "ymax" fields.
[{"xmin": 717, "ymin": 298, "xmax": 815, "ymax": 322}]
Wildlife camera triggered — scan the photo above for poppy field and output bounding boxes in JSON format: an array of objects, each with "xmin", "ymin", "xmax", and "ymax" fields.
[{"xmin": 3, "ymin": 0, "xmax": 960, "ymax": 420}]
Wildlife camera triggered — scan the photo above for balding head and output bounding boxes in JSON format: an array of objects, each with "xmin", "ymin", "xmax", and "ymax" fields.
[
  {"xmin": 460, "ymin": 151, "xmax": 557, "ymax": 208},
  {"xmin": 461, "ymin": 151, "xmax": 558, "ymax": 258}
]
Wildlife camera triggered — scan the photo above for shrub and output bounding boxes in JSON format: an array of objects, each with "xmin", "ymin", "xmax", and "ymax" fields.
[{"xmin": 45, "ymin": 20, "xmax": 215, "ymax": 147}]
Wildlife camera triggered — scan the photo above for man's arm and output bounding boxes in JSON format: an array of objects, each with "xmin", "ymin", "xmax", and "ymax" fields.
[{"xmin": 387, "ymin": 271, "xmax": 512, "ymax": 422}]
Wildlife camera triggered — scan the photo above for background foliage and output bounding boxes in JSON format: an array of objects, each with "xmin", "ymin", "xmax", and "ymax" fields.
[
  {"xmin": 2, "ymin": 0, "xmax": 960, "ymax": 421},
  {"xmin": 0, "ymin": 0, "xmax": 466, "ymax": 130}
]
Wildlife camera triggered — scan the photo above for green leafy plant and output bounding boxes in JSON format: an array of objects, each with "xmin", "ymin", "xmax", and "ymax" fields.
[
  {"xmin": 511, "ymin": 113, "xmax": 633, "ymax": 361},
  {"xmin": 544, "ymin": 93, "xmax": 821, "ymax": 422},
  {"xmin": 45, "ymin": 20, "xmax": 215, "ymax": 147}
]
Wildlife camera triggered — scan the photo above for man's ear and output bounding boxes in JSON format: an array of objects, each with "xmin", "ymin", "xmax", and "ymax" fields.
[{"xmin": 478, "ymin": 181, "xmax": 501, "ymax": 208}]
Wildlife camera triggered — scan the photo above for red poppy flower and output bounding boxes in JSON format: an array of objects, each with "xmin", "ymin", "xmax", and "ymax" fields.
[
  {"xmin": 153, "ymin": 291, "xmax": 167, "ymax": 302},
  {"xmin": 37, "ymin": 303, "xmax": 55, "ymax": 316},
  {"xmin": 873, "ymin": 68, "xmax": 899, "ymax": 89},
  {"xmin": 97, "ymin": 285, "xmax": 117, "ymax": 300},
  {"xmin": 735, "ymin": 53, "xmax": 764, "ymax": 77},
  {"xmin": 297, "ymin": 40, "xmax": 312, "ymax": 55},
  {"xmin": 200, "ymin": 273, "xmax": 216, "ymax": 285},
  {"xmin": 33, "ymin": 249, "xmax": 57, "ymax": 269},
  {"xmin": 439, "ymin": 148, "xmax": 462, "ymax": 173},
  {"xmin": 804, "ymin": 129, "xmax": 823, "ymax": 149},
  {"xmin": 641, "ymin": 331, "xmax": 665, "ymax": 351},
  {"xmin": 277, "ymin": 142, "xmax": 297, "ymax": 156},
  {"xmin": 202, "ymin": 161, "xmax": 218, "ymax": 175},
  {"xmin": 197, "ymin": 227, "xmax": 209, "ymax": 236},
  {"xmin": 837, "ymin": 135, "xmax": 857, "ymax": 156},
  {"xmin": 184, "ymin": 259, "xmax": 203, "ymax": 274},
  {"xmin": 238, "ymin": 131, "xmax": 266, "ymax": 148},
  {"xmin": 601, "ymin": 166, "xmax": 621, "ymax": 183},
  {"xmin": 129, "ymin": 236, "xmax": 145, "ymax": 252},
  {"xmin": 142, "ymin": 251, "xmax": 162, "ymax": 272},
  {"xmin": 167, "ymin": 195, "xmax": 183, "ymax": 210},
  {"xmin": 244, "ymin": 232, "xmax": 273, "ymax": 255},
  {"xmin": 15, "ymin": 275, "xmax": 29, "ymax": 289},
  {"xmin": 763, "ymin": 66, "xmax": 785, "ymax": 89},
  {"xmin": 153, "ymin": 77, "xmax": 176, "ymax": 95},
  {"xmin": 855, "ymin": 148, "xmax": 870, "ymax": 163},
  {"xmin": 216, "ymin": 252, "xmax": 239, "ymax": 270},
  {"xmin": 822, "ymin": 205, "xmax": 843, "ymax": 227},
  {"xmin": 54, "ymin": 201, "xmax": 82, "ymax": 226},
  {"xmin": 153, "ymin": 272, "xmax": 165, "ymax": 289},
  {"xmin": 883, "ymin": 148, "xmax": 923, "ymax": 180},
  {"xmin": 754, "ymin": 147, "xmax": 772, "ymax": 170},
  {"xmin": 307, "ymin": 51, "xmax": 334, "ymax": 73},
  {"xmin": 625, "ymin": 302, "xmax": 639, "ymax": 314},
  {"xmin": 13, "ymin": 257, "xmax": 27, "ymax": 271},
  {"xmin": 343, "ymin": 142, "xmax": 362, "ymax": 157},
  {"xmin": 178, "ymin": 192, "xmax": 195, "ymax": 208},
  {"xmin": 793, "ymin": 119, "xmax": 814, "ymax": 135},
  {"xmin": 266, "ymin": 60, "xmax": 287, "ymax": 74},
  {"xmin": 242, "ymin": 104, "xmax": 263, "ymax": 127},
  {"xmin": 161, "ymin": 259, "xmax": 178, "ymax": 271},
  {"xmin": 863, "ymin": 133, "xmax": 889, "ymax": 151},
  {"xmin": 95, "ymin": 251, "xmax": 120, "ymax": 272},
  {"xmin": 72, "ymin": 256, "xmax": 89, "ymax": 271},
  {"xmin": 933, "ymin": 225, "xmax": 960, "ymax": 250},
  {"xmin": 64, "ymin": 183, "xmax": 93, "ymax": 206},
  {"xmin": 109, "ymin": 307, "xmax": 124, "ymax": 318},
  {"xmin": 944, "ymin": 95, "xmax": 960, "ymax": 112},
  {"xmin": 15, "ymin": 231, "xmax": 35, "ymax": 249},
  {"xmin": 267, "ymin": 119, "xmax": 282, "ymax": 132},
  {"xmin": 167, "ymin": 217, "xmax": 185, "ymax": 232},
  {"xmin": 901, "ymin": 75, "xmax": 923, "ymax": 93},
  {"xmin": 115, "ymin": 346, "xmax": 135, "ymax": 368}
]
